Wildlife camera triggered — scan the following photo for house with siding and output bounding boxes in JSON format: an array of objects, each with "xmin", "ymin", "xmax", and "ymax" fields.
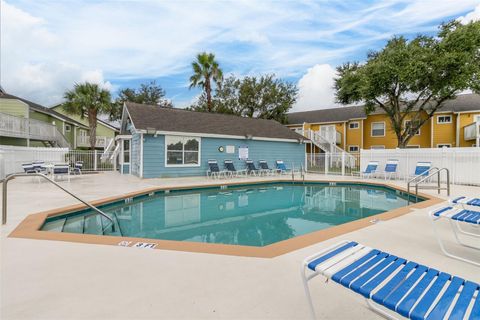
[
  {"xmin": 286, "ymin": 93, "xmax": 480, "ymax": 154},
  {"xmin": 118, "ymin": 102, "xmax": 306, "ymax": 178}
]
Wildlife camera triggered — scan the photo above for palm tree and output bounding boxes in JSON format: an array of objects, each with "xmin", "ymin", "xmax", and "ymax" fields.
[
  {"xmin": 189, "ymin": 52, "xmax": 223, "ymax": 112},
  {"xmin": 63, "ymin": 82, "xmax": 112, "ymax": 150}
]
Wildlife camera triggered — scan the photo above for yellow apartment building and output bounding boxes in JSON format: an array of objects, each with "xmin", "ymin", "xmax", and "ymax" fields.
[{"xmin": 287, "ymin": 93, "xmax": 480, "ymax": 153}]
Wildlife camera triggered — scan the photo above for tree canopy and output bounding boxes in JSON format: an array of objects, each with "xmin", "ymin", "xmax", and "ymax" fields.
[
  {"xmin": 335, "ymin": 20, "xmax": 480, "ymax": 148},
  {"xmin": 63, "ymin": 82, "xmax": 112, "ymax": 150},
  {"xmin": 190, "ymin": 74, "xmax": 298, "ymax": 124},
  {"xmin": 189, "ymin": 52, "xmax": 223, "ymax": 112}
]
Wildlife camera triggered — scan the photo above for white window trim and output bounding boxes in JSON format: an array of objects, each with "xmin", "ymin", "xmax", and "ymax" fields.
[
  {"xmin": 436, "ymin": 115, "xmax": 452, "ymax": 124},
  {"xmin": 437, "ymin": 144, "xmax": 452, "ymax": 148},
  {"xmin": 371, "ymin": 122, "xmax": 385, "ymax": 137},
  {"xmin": 348, "ymin": 145, "xmax": 359, "ymax": 152},
  {"xmin": 404, "ymin": 120, "xmax": 421, "ymax": 136},
  {"xmin": 122, "ymin": 139, "xmax": 131, "ymax": 165},
  {"xmin": 348, "ymin": 121, "xmax": 359, "ymax": 129},
  {"xmin": 164, "ymin": 136, "xmax": 202, "ymax": 168},
  {"xmin": 406, "ymin": 145, "xmax": 421, "ymax": 148},
  {"xmin": 370, "ymin": 145, "xmax": 385, "ymax": 149},
  {"xmin": 65, "ymin": 124, "xmax": 71, "ymax": 132}
]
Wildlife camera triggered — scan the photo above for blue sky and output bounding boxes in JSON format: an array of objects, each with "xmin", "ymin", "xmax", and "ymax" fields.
[{"xmin": 1, "ymin": 0, "xmax": 479, "ymax": 111}]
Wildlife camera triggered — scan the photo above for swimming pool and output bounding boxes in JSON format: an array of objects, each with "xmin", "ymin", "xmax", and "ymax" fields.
[{"xmin": 40, "ymin": 182, "xmax": 423, "ymax": 247}]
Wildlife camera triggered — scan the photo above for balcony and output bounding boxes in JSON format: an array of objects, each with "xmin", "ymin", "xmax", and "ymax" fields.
[
  {"xmin": 0, "ymin": 112, "xmax": 69, "ymax": 147},
  {"xmin": 77, "ymin": 135, "xmax": 113, "ymax": 149},
  {"xmin": 464, "ymin": 121, "xmax": 480, "ymax": 141}
]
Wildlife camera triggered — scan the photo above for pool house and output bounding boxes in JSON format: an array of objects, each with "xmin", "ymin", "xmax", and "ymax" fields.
[{"xmin": 118, "ymin": 102, "xmax": 306, "ymax": 178}]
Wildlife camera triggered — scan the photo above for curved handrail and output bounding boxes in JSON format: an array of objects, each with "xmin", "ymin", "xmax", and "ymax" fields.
[
  {"xmin": 407, "ymin": 167, "xmax": 450, "ymax": 204},
  {"xmin": 2, "ymin": 173, "xmax": 113, "ymax": 226}
]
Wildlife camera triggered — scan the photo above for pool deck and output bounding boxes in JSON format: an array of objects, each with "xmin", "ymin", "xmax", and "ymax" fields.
[{"xmin": 1, "ymin": 172, "xmax": 479, "ymax": 319}]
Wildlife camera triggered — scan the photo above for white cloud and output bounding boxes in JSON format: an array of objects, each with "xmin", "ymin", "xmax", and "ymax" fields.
[
  {"xmin": 293, "ymin": 64, "xmax": 339, "ymax": 112},
  {"xmin": 458, "ymin": 4, "xmax": 480, "ymax": 23}
]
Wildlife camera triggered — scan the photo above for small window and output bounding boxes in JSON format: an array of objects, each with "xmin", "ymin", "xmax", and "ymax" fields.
[
  {"xmin": 348, "ymin": 145, "xmax": 359, "ymax": 152},
  {"xmin": 370, "ymin": 145, "xmax": 385, "ymax": 149},
  {"xmin": 406, "ymin": 145, "xmax": 420, "ymax": 149},
  {"xmin": 371, "ymin": 122, "xmax": 385, "ymax": 137},
  {"xmin": 123, "ymin": 140, "xmax": 130, "ymax": 163},
  {"xmin": 348, "ymin": 122, "xmax": 359, "ymax": 129},
  {"xmin": 166, "ymin": 136, "xmax": 201, "ymax": 167},
  {"xmin": 437, "ymin": 144, "xmax": 451, "ymax": 148},
  {"xmin": 404, "ymin": 120, "xmax": 421, "ymax": 136},
  {"xmin": 65, "ymin": 124, "xmax": 71, "ymax": 132},
  {"xmin": 437, "ymin": 115, "xmax": 452, "ymax": 124}
]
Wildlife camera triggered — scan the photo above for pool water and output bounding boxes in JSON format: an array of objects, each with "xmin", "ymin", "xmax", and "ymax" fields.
[{"xmin": 41, "ymin": 183, "xmax": 421, "ymax": 247}]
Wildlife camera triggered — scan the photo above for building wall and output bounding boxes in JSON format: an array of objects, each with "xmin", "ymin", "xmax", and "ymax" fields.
[
  {"xmin": 432, "ymin": 113, "xmax": 457, "ymax": 147},
  {"xmin": 0, "ymin": 137, "xmax": 28, "ymax": 146},
  {"xmin": 346, "ymin": 120, "xmax": 363, "ymax": 150},
  {"xmin": 0, "ymin": 99, "xmax": 28, "ymax": 117},
  {"xmin": 458, "ymin": 112, "xmax": 480, "ymax": 147},
  {"xmin": 140, "ymin": 135, "xmax": 305, "ymax": 178}
]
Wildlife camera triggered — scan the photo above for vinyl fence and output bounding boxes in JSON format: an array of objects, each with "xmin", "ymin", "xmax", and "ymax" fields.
[
  {"xmin": 0, "ymin": 145, "xmax": 117, "ymax": 179},
  {"xmin": 306, "ymin": 152, "xmax": 361, "ymax": 176}
]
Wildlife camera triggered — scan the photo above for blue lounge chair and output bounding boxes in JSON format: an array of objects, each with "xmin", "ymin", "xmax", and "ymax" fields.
[
  {"xmin": 302, "ymin": 240, "xmax": 480, "ymax": 320},
  {"xmin": 258, "ymin": 160, "xmax": 275, "ymax": 176},
  {"xmin": 275, "ymin": 160, "xmax": 291, "ymax": 174},
  {"xmin": 409, "ymin": 161, "xmax": 432, "ymax": 180},
  {"xmin": 22, "ymin": 163, "xmax": 36, "ymax": 174},
  {"xmin": 430, "ymin": 205, "xmax": 480, "ymax": 266},
  {"xmin": 245, "ymin": 160, "xmax": 260, "ymax": 176},
  {"xmin": 72, "ymin": 161, "xmax": 83, "ymax": 175},
  {"xmin": 224, "ymin": 160, "xmax": 247, "ymax": 177},
  {"xmin": 53, "ymin": 163, "xmax": 70, "ymax": 181},
  {"xmin": 206, "ymin": 159, "xmax": 226, "ymax": 179},
  {"xmin": 452, "ymin": 196, "xmax": 480, "ymax": 207},
  {"xmin": 32, "ymin": 161, "xmax": 47, "ymax": 174},
  {"xmin": 360, "ymin": 161, "xmax": 378, "ymax": 178},
  {"xmin": 379, "ymin": 159, "xmax": 399, "ymax": 180}
]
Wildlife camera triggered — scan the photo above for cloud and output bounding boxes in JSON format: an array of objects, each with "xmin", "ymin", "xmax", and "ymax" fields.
[
  {"xmin": 293, "ymin": 64, "xmax": 339, "ymax": 112},
  {"xmin": 458, "ymin": 4, "xmax": 480, "ymax": 23}
]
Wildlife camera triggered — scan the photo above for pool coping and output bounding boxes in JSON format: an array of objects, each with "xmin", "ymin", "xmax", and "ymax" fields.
[{"xmin": 9, "ymin": 179, "xmax": 444, "ymax": 258}]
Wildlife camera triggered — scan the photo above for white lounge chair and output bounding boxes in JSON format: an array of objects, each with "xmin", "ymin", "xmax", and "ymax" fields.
[
  {"xmin": 429, "ymin": 205, "xmax": 480, "ymax": 266},
  {"xmin": 302, "ymin": 240, "xmax": 480, "ymax": 320},
  {"xmin": 451, "ymin": 196, "xmax": 480, "ymax": 207},
  {"xmin": 360, "ymin": 161, "xmax": 379, "ymax": 178},
  {"xmin": 379, "ymin": 159, "xmax": 399, "ymax": 180}
]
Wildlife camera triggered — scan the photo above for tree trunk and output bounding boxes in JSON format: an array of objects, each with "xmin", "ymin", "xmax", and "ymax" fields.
[
  {"xmin": 88, "ymin": 109, "xmax": 97, "ymax": 151},
  {"xmin": 206, "ymin": 77, "xmax": 212, "ymax": 112}
]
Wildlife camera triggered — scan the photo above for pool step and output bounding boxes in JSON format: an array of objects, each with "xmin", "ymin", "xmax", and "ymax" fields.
[
  {"xmin": 103, "ymin": 213, "xmax": 122, "ymax": 237},
  {"xmin": 60, "ymin": 212, "xmax": 122, "ymax": 237},
  {"xmin": 62, "ymin": 215, "xmax": 85, "ymax": 233}
]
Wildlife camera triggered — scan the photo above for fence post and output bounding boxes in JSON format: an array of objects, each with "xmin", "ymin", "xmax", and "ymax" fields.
[
  {"xmin": 325, "ymin": 153, "xmax": 329, "ymax": 175},
  {"xmin": 94, "ymin": 150, "xmax": 98, "ymax": 171},
  {"xmin": 341, "ymin": 152, "xmax": 345, "ymax": 176}
]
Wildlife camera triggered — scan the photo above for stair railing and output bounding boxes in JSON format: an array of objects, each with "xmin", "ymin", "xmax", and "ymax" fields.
[{"xmin": 407, "ymin": 167, "xmax": 450, "ymax": 204}]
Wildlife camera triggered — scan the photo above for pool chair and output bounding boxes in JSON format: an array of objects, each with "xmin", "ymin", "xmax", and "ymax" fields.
[
  {"xmin": 275, "ymin": 160, "xmax": 291, "ymax": 175},
  {"xmin": 72, "ymin": 161, "xmax": 83, "ymax": 175},
  {"xmin": 451, "ymin": 196, "xmax": 480, "ymax": 207},
  {"xmin": 302, "ymin": 240, "xmax": 480, "ymax": 320},
  {"xmin": 206, "ymin": 159, "xmax": 227, "ymax": 179},
  {"xmin": 258, "ymin": 160, "xmax": 275, "ymax": 176},
  {"xmin": 224, "ymin": 159, "xmax": 247, "ymax": 177},
  {"xmin": 429, "ymin": 205, "xmax": 480, "ymax": 266},
  {"xmin": 32, "ymin": 161, "xmax": 47, "ymax": 174},
  {"xmin": 379, "ymin": 159, "xmax": 399, "ymax": 180},
  {"xmin": 245, "ymin": 160, "xmax": 260, "ymax": 176},
  {"xmin": 409, "ymin": 161, "xmax": 432, "ymax": 181},
  {"xmin": 22, "ymin": 163, "xmax": 37, "ymax": 174},
  {"xmin": 53, "ymin": 163, "xmax": 70, "ymax": 181},
  {"xmin": 360, "ymin": 161, "xmax": 378, "ymax": 178}
]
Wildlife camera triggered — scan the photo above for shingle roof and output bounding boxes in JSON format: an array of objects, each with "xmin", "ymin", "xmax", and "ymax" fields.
[
  {"xmin": 125, "ymin": 102, "xmax": 304, "ymax": 141},
  {"xmin": 0, "ymin": 91, "xmax": 88, "ymax": 128},
  {"xmin": 287, "ymin": 93, "xmax": 480, "ymax": 125}
]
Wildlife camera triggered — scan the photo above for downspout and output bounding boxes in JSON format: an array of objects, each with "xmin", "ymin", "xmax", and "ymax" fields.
[
  {"xmin": 361, "ymin": 119, "xmax": 364, "ymax": 149},
  {"xmin": 430, "ymin": 117, "xmax": 433, "ymax": 148},
  {"xmin": 343, "ymin": 122, "xmax": 346, "ymax": 149},
  {"xmin": 140, "ymin": 133, "xmax": 144, "ymax": 178},
  {"xmin": 455, "ymin": 113, "xmax": 460, "ymax": 147}
]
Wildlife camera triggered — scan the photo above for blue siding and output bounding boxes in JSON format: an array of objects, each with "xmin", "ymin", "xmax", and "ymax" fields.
[
  {"xmin": 140, "ymin": 135, "xmax": 305, "ymax": 178},
  {"xmin": 122, "ymin": 164, "xmax": 130, "ymax": 174}
]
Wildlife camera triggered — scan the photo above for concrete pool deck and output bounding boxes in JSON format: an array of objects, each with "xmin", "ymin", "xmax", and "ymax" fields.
[{"xmin": 1, "ymin": 172, "xmax": 479, "ymax": 319}]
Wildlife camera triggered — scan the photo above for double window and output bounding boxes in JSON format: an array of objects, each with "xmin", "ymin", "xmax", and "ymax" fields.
[
  {"xmin": 437, "ymin": 115, "xmax": 452, "ymax": 124},
  {"xmin": 348, "ymin": 145, "xmax": 359, "ymax": 152},
  {"xmin": 348, "ymin": 121, "xmax": 359, "ymax": 129},
  {"xmin": 404, "ymin": 120, "xmax": 421, "ymax": 136},
  {"xmin": 371, "ymin": 122, "xmax": 385, "ymax": 137},
  {"xmin": 166, "ymin": 136, "xmax": 201, "ymax": 167}
]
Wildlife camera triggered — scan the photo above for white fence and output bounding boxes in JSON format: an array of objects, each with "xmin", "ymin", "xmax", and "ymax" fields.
[
  {"xmin": 361, "ymin": 148, "xmax": 480, "ymax": 186},
  {"xmin": 0, "ymin": 145, "xmax": 117, "ymax": 179},
  {"xmin": 306, "ymin": 152, "xmax": 361, "ymax": 176}
]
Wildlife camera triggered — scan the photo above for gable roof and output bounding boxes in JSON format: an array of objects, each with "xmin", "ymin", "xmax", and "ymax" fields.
[
  {"xmin": 51, "ymin": 104, "xmax": 119, "ymax": 131},
  {"xmin": 0, "ymin": 90, "xmax": 88, "ymax": 128},
  {"xmin": 287, "ymin": 93, "xmax": 480, "ymax": 125},
  {"xmin": 125, "ymin": 102, "xmax": 304, "ymax": 141}
]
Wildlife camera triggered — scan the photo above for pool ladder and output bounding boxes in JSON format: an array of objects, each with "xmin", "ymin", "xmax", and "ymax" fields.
[
  {"xmin": 291, "ymin": 164, "xmax": 305, "ymax": 184},
  {"xmin": 407, "ymin": 167, "xmax": 450, "ymax": 204},
  {"xmin": 2, "ymin": 173, "xmax": 114, "ymax": 231}
]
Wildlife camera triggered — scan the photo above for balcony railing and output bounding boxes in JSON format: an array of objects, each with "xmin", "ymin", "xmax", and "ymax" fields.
[
  {"xmin": 0, "ymin": 112, "xmax": 70, "ymax": 147},
  {"xmin": 77, "ymin": 135, "xmax": 112, "ymax": 149},
  {"xmin": 293, "ymin": 128, "xmax": 341, "ymax": 144},
  {"xmin": 464, "ymin": 121, "xmax": 480, "ymax": 141}
]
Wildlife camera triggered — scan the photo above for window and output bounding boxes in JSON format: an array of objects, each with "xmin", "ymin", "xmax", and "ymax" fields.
[
  {"xmin": 404, "ymin": 120, "xmax": 421, "ymax": 136},
  {"xmin": 348, "ymin": 145, "xmax": 359, "ymax": 152},
  {"xmin": 406, "ymin": 145, "xmax": 420, "ymax": 149},
  {"xmin": 123, "ymin": 139, "xmax": 130, "ymax": 163},
  {"xmin": 371, "ymin": 122, "xmax": 385, "ymax": 137},
  {"xmin": 65, "ymin": 124, "xmax": 71, "ymax": 132},
  {"xmin": 370, "ymin": 145, "xmax": 385, "ymax": 149},
  {"xmin": 165, "ymin": 136, "xmax": 200, "ymax": 167},
  {"xmin": 437, "ymin": 115, "xmax": 452, "ymax": 124},
  {"xmin": 437, "ymin": 144, "xmax": 451, "ymax": 148},
  {"xmin": 348, "ymin": 121, "xmax": 359, "ymax": 129}
]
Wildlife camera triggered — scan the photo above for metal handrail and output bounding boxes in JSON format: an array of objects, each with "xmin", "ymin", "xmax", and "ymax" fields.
[
  {"xmin": 407, "ymin": 167, "xmax": 450, "ymax": 204},
  {"xmin": 2, "ymin": 173, "xmax": 114, "ymax": 226}
]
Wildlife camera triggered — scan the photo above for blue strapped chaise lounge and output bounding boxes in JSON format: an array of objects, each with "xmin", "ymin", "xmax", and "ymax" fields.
[
  {"xmin": 275, "ymin": 160, "xmax": 291, "ymax": 175},
  {"xmin": 224, "ymin": 159, "xmax": 247, "ymax": 177},
  {"xmin": 452, "ymin": 196, "xmax": 480, "ymax": 207},
  {"xmin": 302, "ymin": 241, "xmax": 480, "ymax": 320},
  {"xmin": 361, "ymin": 161, "xmax": 379, "ymax": 178},
  {"xmin": 380, "ymin": 159, "xmax": 399, "ymax": 180},
  {"xmin": 206, "ymin": 159, "xmax": 227, "ymax": 179}
]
